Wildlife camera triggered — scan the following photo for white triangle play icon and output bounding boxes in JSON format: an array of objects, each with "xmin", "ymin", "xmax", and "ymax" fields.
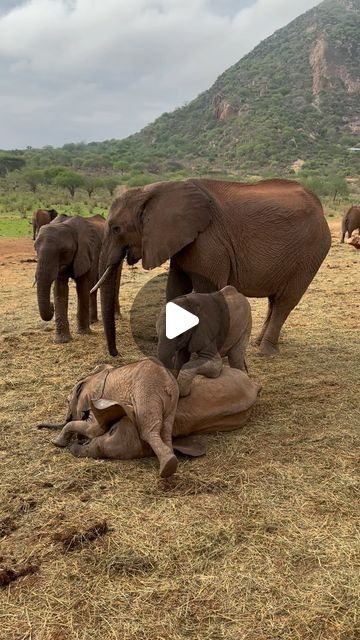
[{"xmin": 165, "ymin": 302, "xmax": 199, "ymax": 340}]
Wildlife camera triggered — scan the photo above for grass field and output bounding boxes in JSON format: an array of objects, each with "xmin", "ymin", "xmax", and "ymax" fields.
[{"xmin": 0, "ymin": 215, "xmax": 359, "ymax": 639}]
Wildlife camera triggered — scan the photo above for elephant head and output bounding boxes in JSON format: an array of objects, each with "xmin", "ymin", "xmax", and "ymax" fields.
[
  {"xmin": 96, "ymin": 180, "xmax": 214, "ymax": 356},
  {"xmin": 34, "ymin": 217, "xmax": 97, "ymax": 321},
  {"xmin": 47, "ymin": 208, "xmax": 58, "ymax": 221}
]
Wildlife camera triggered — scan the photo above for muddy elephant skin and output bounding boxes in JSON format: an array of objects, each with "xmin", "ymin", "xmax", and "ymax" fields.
[
  {"xmin": 38, "ymin": 358, "xmax": 180, "ymax": 477},
  {"xmin": 38, "ymin": 364, "xmax": 261, "ymax": 470}
]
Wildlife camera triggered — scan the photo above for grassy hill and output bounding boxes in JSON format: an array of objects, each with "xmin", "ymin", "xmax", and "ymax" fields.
[
  {"xmin": 1, "ymin": 0, "xmax": 359, "ymax": 187},
  {"xmin": 115, "ymin": 0, "xmax": 360, "ymax": 176}
]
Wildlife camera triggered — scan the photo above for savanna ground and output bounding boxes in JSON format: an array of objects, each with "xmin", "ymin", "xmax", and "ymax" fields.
[{"xmin": 0, "ymin": 215, "xmax": 359, "ymax": 640}]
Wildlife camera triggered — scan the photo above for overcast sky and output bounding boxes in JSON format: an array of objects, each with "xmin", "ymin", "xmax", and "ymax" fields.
[{"xmin": 0, "ymin": 0, "xmax": 320, "ymax": 150}]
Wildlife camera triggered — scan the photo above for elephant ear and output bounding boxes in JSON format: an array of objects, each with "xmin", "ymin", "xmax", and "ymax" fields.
[
  {"xmin": 91, "ymin": 398, "xmax": 136, "ymax": 429},
  {"xmin": 140, "ymin": 180, "xmax": 214, "ymax": 270},
  {"xmin": 73, "ymin": 219, "xmax": 100, "ymax": 279},
  {"xmin": 173, "ymin": 436, "xmax": 206, "ymax": 457}
]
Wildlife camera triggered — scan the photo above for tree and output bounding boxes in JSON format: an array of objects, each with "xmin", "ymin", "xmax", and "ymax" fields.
[
  {"xmin": 0, "ymin": 153, "xmax": 26, "ymax": 178},
  {"xmin": 43, "ymin": 165, "xmax": 68, "ymax": 185},
  {"xmin": 55, "ymin": 170, "xmax": 84, "ymax": 197},
  {"xmin": 113, "ymin": 160, "xmax": 129, "ymax": 175},
  {"xmin": 22, "ymin": 168, "xmax": 44, "ymax": 193},
  {"xmin": 103, "ymin": 176, "xmax": 119, "ymax": 196},
  {"xmin": 83, "ymin": 176, "xmax": 101, "ymax": 197}
]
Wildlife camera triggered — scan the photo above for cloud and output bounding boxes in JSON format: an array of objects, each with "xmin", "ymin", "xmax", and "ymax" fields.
[{"xmin": 0, "ymin": 0, "xmax": 321, "ymax": 148}]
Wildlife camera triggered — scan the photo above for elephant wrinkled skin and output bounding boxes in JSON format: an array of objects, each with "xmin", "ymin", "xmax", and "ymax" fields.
[
  {"xmin": 96, "ymin": 178, "xmax": 331, "ymax": 358},
  {"xmin": 38, "ymin": 358, "xmax": 180, "ymax": 477},
  {"xmin": 34, "ymin": 214, "xmax": 112, "ymax": 343},
  {"xmin": 157, "ymin": 286, "xmax": 252, "ymax": 396},
  {"xmin": 38, "ymin": 364, "xmax": 261, "ymax": 467}
]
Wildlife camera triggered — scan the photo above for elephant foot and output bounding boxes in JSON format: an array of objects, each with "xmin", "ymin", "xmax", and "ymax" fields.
[
  {"xmin": 77, "ymin": 327, "xmax": 92, "ymax": 335},
  {"xmin": 160, "ymin": 454, "xmax": 178, "ymax": 478},
  {"xmin": 54, "ymin": 333, "xmax": 72, "ymax": 344},
  {"xmin": 258, "ymin": 340, "xmax": 279, "ymax": 357},
  {"xmin": 114, "ymin": 310, "xmax": 122, "ymax": 320},
  {"xmin": 90, "ymin": 317, "xmax": 99, "ymax": 325},
  {"xmin": 51, "ymin": 434, "xmax": 68, "ymax": 448}
]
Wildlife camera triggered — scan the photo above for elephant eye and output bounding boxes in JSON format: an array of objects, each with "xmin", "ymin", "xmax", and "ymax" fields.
[{"xmin": 112, "ymin": 225, "xmax": 121, "ymax": 235}]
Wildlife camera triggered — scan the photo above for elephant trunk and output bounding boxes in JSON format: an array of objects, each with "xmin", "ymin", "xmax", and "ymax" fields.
[
  {"xmin": 35, "ymin": 250, "xmax": 59, "ymax": 321},
  {"xmin": 99, "ymin": 246, "xmax": 124, "ymax": 357},
  {"xmin": 36, "ymin": 421, "xmax": 67, "ymax": 430}
]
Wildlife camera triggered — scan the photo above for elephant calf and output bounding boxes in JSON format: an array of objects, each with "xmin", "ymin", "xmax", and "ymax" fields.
[
  {"xmin": 39, "ymin": 366, "xmax": 261, "ymax": 465},
  {"xmin": 34, "ymin": 214, "xmax": 120, "ymax": 344},
  {"xmin": 157, "ymin": 286, "xmax": 252, "ymax": 397},
  {"xmin": 37, "ymin": 358, "xmax": 179, "ymax": 478},
  {"xmin": 32, "ymin": 208, "xmax": 58, "ymax": 240}
]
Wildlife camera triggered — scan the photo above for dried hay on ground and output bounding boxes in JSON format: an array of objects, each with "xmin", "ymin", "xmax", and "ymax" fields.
[{"xmin": 0, "ymin": 220, "xmax": 359, "ymax": 640}]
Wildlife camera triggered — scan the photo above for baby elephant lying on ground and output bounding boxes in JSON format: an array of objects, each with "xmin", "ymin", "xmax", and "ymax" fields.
[
  {"xmin": 38, "ymin": 365, "xmax": 261, "ymax": 465},
  {"xmin": 157, "ymin": 286, "xmax": 252, "ymax": 396},
  {"xmin": 38, "ymin": 359, "xmax": 179, "ymax": 477}
]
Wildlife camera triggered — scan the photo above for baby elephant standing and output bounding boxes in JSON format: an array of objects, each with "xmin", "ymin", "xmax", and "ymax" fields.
[
  {"xmin": 157, "ymin": 286, "xmax": 252, "ymax": 396},
  {"xmin": 38, "ymin": 359, "xmax": 179, "ymax": 477}
]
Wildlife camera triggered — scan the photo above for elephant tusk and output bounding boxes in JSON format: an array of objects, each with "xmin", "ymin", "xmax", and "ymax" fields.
[{"xmin": 90, "ymin": 266, "xmax": 114, "ymax": 293}]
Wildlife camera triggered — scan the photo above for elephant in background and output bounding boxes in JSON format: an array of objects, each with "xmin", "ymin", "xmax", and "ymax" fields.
[
  {"xmin": 341, "ymin": 206, "xmax": 360, "ymax": 243},
  {"xmin": 34, "ymin": 214, "xmax": 120, "ymax": 343},
  {"xmin": 94, "ymin": 178, "xmax": 331, "ymax": 357},
  {"xmin": 156, "ymin": 286, "xmax": 252, "ymax": 396},
  {"xmin": 32, "ymin": 208, "xmax": 58, "ymax": 240},
  {"xmin": 37, "ymin": 358, "xmax": 180, "ymax": 477},
  {"xmin": 38, "ymin": 366, "xmax": 261, "ymax": 465},
  {"xmin": 51, "ymin": 213, "xmax": 70, "ymax": 225}
]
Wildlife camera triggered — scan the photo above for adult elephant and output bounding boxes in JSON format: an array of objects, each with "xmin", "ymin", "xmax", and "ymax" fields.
[
  {"xmin": 95, "ymin": 179, "xmax": 331, "ymax": 357},
  {"xmin": 340, "ymin": 205, "xmax": 360, "ymax": 243},
  {"xmin": 32, "ymin": 208, "xmax": 58, "ymax": 240},
  {"xmin": 35, "ymin": 214, "xmax": 120, "ymax": 343}
]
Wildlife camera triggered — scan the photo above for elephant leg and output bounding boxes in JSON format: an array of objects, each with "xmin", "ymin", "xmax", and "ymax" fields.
[
  {"xmin": 166, "ymin": 262, "xmax": 192, "ymax": 301},
  {"xmin": 228, "ymin": 341, "xmax": 247, "ymax": 371},
  {"xmin": 137, "ymin": 406, "xmax": 177, "ymax": 477},
  {"xmin": 161, "ymin": 406, "xmax": 177, "ymax": 453},
  {"xmin": 90, "ymin": 291, "xmax": 98, "ymax": 324},
  {"xmin": 255, "ymin": 297, "xmax": 274, "ymax": 346},
  {"xmin": 177, "ymin": 350, "xmax": 223, "ymax": 397},
  {"xmin": 52, "ymin": 419, "xmax": 92, "ymax": 447},
  {"xmin": 259, "ymin": 298, "xmax": 293, "ymax": 356},
  {"xmin": 52, "ymin": 418, "xmax": 105, "ymax": 448},
  {"xmin": 54, "ymin": 278, "xmax": 72, "ymax": 343},
  {"xmin": 76, "ymin": 275, "xmax": 91, "ymax": 334}
]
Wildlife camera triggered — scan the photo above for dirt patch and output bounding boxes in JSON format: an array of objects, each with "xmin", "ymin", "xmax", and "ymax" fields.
[
  {"xmin": 0, "ymin": 237, "xmax": 35, "ymax": 263},
  {"xmin": 52, "ymin": 521, "xmax": 109, "ymax": 551}
]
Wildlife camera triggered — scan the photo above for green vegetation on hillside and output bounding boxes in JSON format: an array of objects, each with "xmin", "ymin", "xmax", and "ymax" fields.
[{"xmin": 0, "ymin": 0, "xmax": 359, "ymax": 230}]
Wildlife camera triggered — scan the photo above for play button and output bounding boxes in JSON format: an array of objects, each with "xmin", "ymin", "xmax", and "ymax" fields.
[{"xmin": 165, "ymin": 302, "xmax": 199, "ymax": 339}]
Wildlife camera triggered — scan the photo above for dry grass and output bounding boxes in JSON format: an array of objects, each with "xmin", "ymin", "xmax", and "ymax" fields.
[{"xmin": 0, "ymin": 220, "xmax": 359, "ymax": 640}]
